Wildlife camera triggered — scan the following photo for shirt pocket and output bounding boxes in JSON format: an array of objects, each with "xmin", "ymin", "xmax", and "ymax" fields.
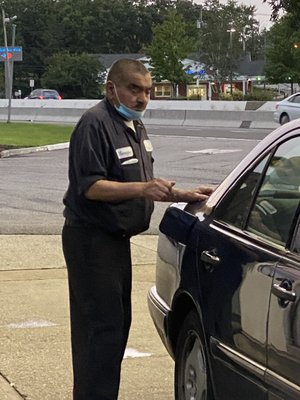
[{"xmin": 121, "ymin": 158, "xmax": 141, "ymax": 182}]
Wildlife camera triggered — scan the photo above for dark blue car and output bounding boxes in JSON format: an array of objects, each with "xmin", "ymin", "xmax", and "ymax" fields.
[{"xmin": 148, "ymin": 119, "xmax": 300, "ymax": 400}]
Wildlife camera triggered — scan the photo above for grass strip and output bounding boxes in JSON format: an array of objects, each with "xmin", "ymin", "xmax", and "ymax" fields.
[{"xmin": 0, "ymin": 122, "xmax": 74, "ymax": 147}]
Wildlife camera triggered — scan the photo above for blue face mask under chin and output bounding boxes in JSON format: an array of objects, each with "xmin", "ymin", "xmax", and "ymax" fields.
[
  {"xmin": 115, "ymin": 103, "xmax": 145, "ymax": 121},
  {"xmin": 113, "ymin": 84, "xmax": 146, "ymax": 121}
]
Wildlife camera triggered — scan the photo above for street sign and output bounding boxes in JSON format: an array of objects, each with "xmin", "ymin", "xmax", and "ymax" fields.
[{"xmin": 0, "ymin": 46, "xmax": 23, "ymax": 62}]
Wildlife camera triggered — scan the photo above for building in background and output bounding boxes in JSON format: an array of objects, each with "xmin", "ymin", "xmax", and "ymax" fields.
[{"xmin": 98, "ymin": 53, "xmax": 265, "ymax": 100}]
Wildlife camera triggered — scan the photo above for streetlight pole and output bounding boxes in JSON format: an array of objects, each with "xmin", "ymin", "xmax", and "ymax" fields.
[
  {"xmin": 9, "ymin": 23, "xmax": 16, "ymax": 103},
  {"xmin": 227, "ymin": 25, "xmax": 236, "ymax": 96},
  {"xmin": 2, "ymin": 8, "xmax": 17, "ymax": 123},
  {"xmin": 2, "ymin": 8, "xmax": 10, "ymax": 101}
]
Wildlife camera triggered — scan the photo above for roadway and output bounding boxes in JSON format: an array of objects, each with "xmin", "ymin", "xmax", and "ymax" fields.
[{"xmin": 0, "ymin": 124, "xmax": 273, "ymax": 234}]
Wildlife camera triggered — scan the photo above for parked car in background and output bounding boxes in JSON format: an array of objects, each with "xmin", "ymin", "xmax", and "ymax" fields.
[
  {"xmin": 26, "ymin": 89, "xmax": 61, "ymax": 100},
  {"xmin": 148, "ymin": 119, "xmax": 300, "ymax": 400},
  {"xmin": 274, "ymin": 92, "xmax": 300, "ymax": 124}
]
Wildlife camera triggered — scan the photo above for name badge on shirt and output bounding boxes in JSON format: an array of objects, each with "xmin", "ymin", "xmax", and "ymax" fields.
[
  {"xmin": 143, "ymin": 140, "xmax": 153, "ymax": 152},
  {"xmin": 116, "ymin": 146, "xmax": 134, "ymax": 159}
]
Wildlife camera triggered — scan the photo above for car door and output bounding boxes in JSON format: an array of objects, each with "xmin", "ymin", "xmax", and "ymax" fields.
[
  {"xmin": 198, "ymin": 135, "xmax": 300, "ymax": 399},
  {"xmin": 288, "ymin": 94, "xmax": 300, "ymax": 120},
  {"xmin": 199, "ymin": 159, "xmax": 278, "ymax": 400},
  {"xmin": 263, "ymin": 138, "xmax": 300, "ymax": 399},
  {"xmin": 266, "ymin": 246, "xmax": 300, "ymax": 400},
  {"xmin": 243, "ymin": 135, "xmax": 300, "ymax": 400}
]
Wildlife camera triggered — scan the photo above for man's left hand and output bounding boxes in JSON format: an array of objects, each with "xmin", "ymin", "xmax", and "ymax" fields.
[{"xmin": 171, "ymin": 185, "xmax": 215, "ymax": 203}]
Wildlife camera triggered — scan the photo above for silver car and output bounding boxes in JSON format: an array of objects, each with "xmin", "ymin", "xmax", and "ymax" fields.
[{"xmin": 274, "ymin": 92, "xmax": 300, "ymax": 124}]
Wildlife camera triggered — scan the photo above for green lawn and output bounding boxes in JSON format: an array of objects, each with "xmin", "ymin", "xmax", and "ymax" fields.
[{"xmin": 0, "ymin": 122, "xmax": 74, "ymax": 147}]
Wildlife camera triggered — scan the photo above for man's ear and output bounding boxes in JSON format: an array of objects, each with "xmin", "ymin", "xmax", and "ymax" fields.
[{"xmin": 106, "ymin": 81, "xmax": 114, "ymax": 99}]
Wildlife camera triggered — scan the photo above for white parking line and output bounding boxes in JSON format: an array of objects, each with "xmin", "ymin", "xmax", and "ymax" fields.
[
  {"xmin": 124, "ymin": 347, "xmax": 152, "ymax": 359},
  {"xmin": 5, "ymin": 319, "xmax": 58, "ymax": 328},
  {"xmin": 149, "ymin": 134, "xmax": 259, "ymax": 142},
  {"xmin": 186, "ymin": 149, "xmax": 242, "ymax": 154}
]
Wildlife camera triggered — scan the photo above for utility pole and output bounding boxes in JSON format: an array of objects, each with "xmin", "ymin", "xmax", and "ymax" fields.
[
  {"xmin": 2, "ymin": 8, "xmax": 11, "ymax": 102},
  {"xmin": 9, "ymin": 23, "xmax": 16, "ymax": 104},
  {"xmin": 227, "ymin": 24, "xmax": 236, "ymax": 96},
  {"xmin": 2, "ymin": 8, "xmax": 17, "ymax": 123}
]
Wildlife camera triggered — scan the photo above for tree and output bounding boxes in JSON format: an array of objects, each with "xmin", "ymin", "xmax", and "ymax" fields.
[
  {"xmin": 41, "ymin": 51, "xmax": 105, "ymax": 98},
  {"xmin": 263, "ymin": 0, "xmax": 300, "ymax": 21},
  {"xmin": 195, "ymin": 0, "xmax": 262, "ymax": 88},
  {"xmin": 264, "ymin": 15, "xmax": 300, "ymax": 93},
  {"xmin": 145, "ymin": 9, "xmax": 195, "ymax": 97}
]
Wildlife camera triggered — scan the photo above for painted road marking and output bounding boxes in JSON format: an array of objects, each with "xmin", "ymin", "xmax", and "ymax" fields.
[
  {"xmin": 149, "ymin": 134, "xmax": 258, "ymax": 142},
  {"xmin": 5, "ymin": 319, "xmax": 58, "ymax": 328},
  {"xmin": 186, "ymin": 148, "xmax": 242, "ymax": 154},
  {"xmin": 124, "ymin": 347, "xmax": 152, "ymax": 359}
]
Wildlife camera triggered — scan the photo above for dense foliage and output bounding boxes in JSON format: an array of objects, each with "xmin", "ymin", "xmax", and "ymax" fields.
[
  {"xmin": 264, "ymin": 0, "xmax": 300, "ymax": 22},
  {"xmin": 145, "ymin": 10, "xmax": 194, "ymax": 95},
  {"xmin": 195, "ymin": 0, "xmax": 263, "ymax": 85},
  {"xmin": 0, "ymin": 0, "xmax": 265, "ymax": 98},
  {"xmin": 265, "ymin": 15, "xmax": 300, "ymax": 90}
]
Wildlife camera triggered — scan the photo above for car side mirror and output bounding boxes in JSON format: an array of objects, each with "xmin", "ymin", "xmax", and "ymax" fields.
[{"xmin": 159, "ymin": 207, "xmax": 198, "ymax": 245}]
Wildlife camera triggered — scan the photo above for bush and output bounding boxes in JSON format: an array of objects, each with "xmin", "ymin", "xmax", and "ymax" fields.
[
  {"xmin": 232, "ymin": 90, "xmax": 244, "ymax": 101},
  {"xmin": 219, "ymin": 92, "xmax": 233, "ymax": 100},
  {"xmin": 244, "ymin": 89, "xmax": 275, "ymax": 101},
  {"xmin": 219, "ymin": 88, "xmax": 276, "ymax": 101}
]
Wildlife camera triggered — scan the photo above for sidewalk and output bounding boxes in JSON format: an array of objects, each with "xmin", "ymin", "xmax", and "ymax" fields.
[{"xmin": 0, "ymin": 234, "xmax": 173, "ymax": 400}]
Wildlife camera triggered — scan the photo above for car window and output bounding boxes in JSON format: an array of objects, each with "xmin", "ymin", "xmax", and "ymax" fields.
[
  {"xmin": 247, "ymin": 137, "xmax": 300, "ymax": 246},
  {"xmin": 216, "ymin": 154, "xmax": 270, "ymax": 229},
  {"xmin": 290, "ymin": 95, "xmax": 300, "ymax": 104}
]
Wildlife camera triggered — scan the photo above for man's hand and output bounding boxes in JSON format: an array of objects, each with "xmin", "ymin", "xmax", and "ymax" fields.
[
  {"xmin": 143, "ymin": 178, "xmax": 175, "ymax": 201},
  {"xmin": 171, "ymin": 185, "xmax": 215, "ymax": 203}
]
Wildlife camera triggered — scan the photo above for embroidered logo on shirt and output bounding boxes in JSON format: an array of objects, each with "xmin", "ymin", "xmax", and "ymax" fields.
[
  {"xmin": 121, "ymin": 158, "xmax": 139, "ymax": 165},
  {"xmin": 143, "ymin": 140, "xmax": 153, "ymax": 152},
  {"xmin": 116, "ymin": 146, "xmax": 134, "ymax": 159}
]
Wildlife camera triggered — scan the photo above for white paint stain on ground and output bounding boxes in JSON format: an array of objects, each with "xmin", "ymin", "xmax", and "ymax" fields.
[
  {"xmin": 5, "ymin": 319, "xmax": 58, "ymax": 329},
  {"xmin": 5, "ymin": 323, "xmax": 152, "ymax": 359},
  {"xmin": 124, "ymin": 347, "xmax": 152, "ymax": 359},
  {"xmin": 186, "ymin": 148, "xmax": 242, "ymax": 154}
]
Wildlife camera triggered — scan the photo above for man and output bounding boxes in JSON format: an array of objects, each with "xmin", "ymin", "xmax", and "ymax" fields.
[{"xmin": 62, "ymin": 58, "xmax": 213, "ymax": 400}]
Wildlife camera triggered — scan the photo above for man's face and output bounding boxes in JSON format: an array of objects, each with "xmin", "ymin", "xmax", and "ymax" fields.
[{"xmin": 107, "ymin": 72, "xmax": 152, "ymax": 111}]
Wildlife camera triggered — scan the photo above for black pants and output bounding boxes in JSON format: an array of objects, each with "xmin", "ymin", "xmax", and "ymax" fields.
[{"xmin": 62, "ymin": 223, "xmax": 132, "ymax": 400}]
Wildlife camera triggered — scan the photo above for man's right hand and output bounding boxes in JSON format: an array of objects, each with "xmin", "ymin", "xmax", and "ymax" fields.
[{"xmin": 143, "ymin": 178, "xmax": 175, "ymax": 201}]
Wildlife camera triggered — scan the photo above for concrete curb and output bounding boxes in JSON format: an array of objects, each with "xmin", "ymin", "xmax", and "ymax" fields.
[{"xmin": 0, "ymin": 142, "xmax": 69, "ymax": 158}]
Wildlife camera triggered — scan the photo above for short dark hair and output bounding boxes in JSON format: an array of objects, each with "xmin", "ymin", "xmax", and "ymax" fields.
[{"xmin": 107, "ymin": 58, "xmax": 150, "ymax": 84}]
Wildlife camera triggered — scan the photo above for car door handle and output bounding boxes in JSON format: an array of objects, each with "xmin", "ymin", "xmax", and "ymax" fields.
[
  {"xmin": 201, "ymin": 250, "xmax": 220, "ymax": 266},
  {"xmin": 272, "ymin": 282, "xmax": 296, "ymax": 303}
]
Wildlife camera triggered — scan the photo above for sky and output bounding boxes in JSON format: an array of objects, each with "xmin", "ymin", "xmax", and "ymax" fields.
[{"xmin": 194, "ymin": 0, "xmax": 274, "ymax": 30}]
